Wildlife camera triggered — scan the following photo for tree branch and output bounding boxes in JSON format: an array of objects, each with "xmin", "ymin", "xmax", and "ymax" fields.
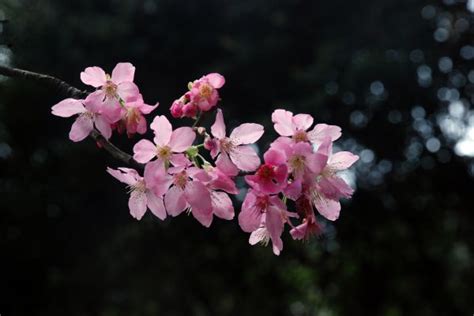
[{"xmin": 0, "ymin": 64, "xmax": 144, "ymax": 169}]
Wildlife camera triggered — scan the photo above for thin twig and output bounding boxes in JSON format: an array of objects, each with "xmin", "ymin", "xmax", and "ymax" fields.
[{"xmin": 0, "ymin": 64, "xmax": 144, "ymax": 169}]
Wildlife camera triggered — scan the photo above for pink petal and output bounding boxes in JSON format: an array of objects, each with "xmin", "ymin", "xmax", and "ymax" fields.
[
  {"xmin": 292, "ymin": 113, "xmax": 314, "ymax": 131},
  {"xmin": 150, "ymin": 115, "xmax": 172, "ymax": 146},
  {"xmin": 238, "ymin": 190, "xmax": 263, "ymax": 232},
  {"xmin": 272, "ymin": 109, "xmax": 294, "ymax": 136},
  {"xmin": 143, "ymin": 160, "xmax": 172, "ymax": 196},
  {"xmin": 210, "ymin": 169, "xmax": 239, "ymax": 194},
  {"xmin": 133, "ymin": 139, "xmax": 157, "ymax": 163},
  {"xmin": 111, "ymin": 62, "xmax": 135, "ymax": 84},
  {"xmin": 164, "ymin": 186, "xmax": 187, "ymax": 216},
  {"xmin": 169, "ymin": 127, "xmax": 196, "ymax": 152},
  {"xmin": 128, "ymin": 190, "xmax": 147, "ymax": 220},
  {"xmin": 51, "ymin": 98, "xmax": 86, "ymax": 117},
  {"xmin": 184, "ymin": 181, "xmax": 213, "ymax": 227},
  {"xmin": 306, "ymin": 152, "xmax": 327, "ymax": 174},
  {"xmin": 139, "ymin": 102, "xmax": 159, "ymax": 115},
  {"xmin": 264, "ymin": 148, "xmax": 286, "ymax": 166},
  {"xmin": 283, "ymin": 179, "xmax": 302, "ymax": 201},
  {"xmin": 136, "ymin": 115, "xmax": 147, "ymax": 134},
  {"xmin": 80, "ymin": 66, "xmax": 106, "ymax": 87},
  {"xmin": 314, "ymin": 195, "xmax": 341, "ymax": 221},
  {"xmin": 170, "ymin": 154, "xmax": 192, "ymax": 167},
  {"xmin": 211, "ymin": 109, "xmax": 226, "ymax": 139},
  {"xmin": 69, "ymin": 115, "xmax": 93, "ymax": 142},
  {"xmin": 106, "ymin": 167, "xmax": 138, "ymax": 185},
  {"xmin": 117, "ymin": 82, "xmax": 139, "ymax": 101},
  {"xmin": 230, "ymin": 123, "xmax": 264, "ymax": 145},
  {"xmin": 215, "ymin": 153, "xmax": 239, "ymax": 176},
  {"xmin": 211, "ymin": 191, "xmax": 234, "ymax": 220},
  {"xmin": 83, "ymin": 90, "xmax": 106, "ymax": 114},
  {"xmin": 266, "ymin": 206, "xmax": 285, "ymax": 255},
  {"xmin": 206, "ymin": 73, "xmax": 225, "ymax": 89},
  {"xmin": 230, "ymin": 145, "xmax": 261, "ymax": 172},
  {"xmin": 249, "ymin": 227, "xmax": 269, "ymax": 245},
  {"xmin": 270, "ymin": 136, "xmax": 293, "ymax": 157},
  {"xmin": 146, "ymin": 191, "xmax": 167, "ymax": 220},
  {"xmin": 308, "ymin": 124, "xmax": 342, "ymax": 144},
  {"xmin": 94, "ymin": 116, "xmax": 112, "ymax": 139},
  {"xmin": 100, "ymin": 97, "xmax": 123, "ymax": 123},
  {"xmin": 329, "ymin": 151, "xmax": 359, "ymax": 170}
]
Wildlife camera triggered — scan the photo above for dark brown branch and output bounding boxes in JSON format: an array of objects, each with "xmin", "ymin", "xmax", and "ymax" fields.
[
  {"xmin": 0, "ymin": 64, "xmax": 88, "ymax": 98},
  {"xmin": 0, "ymin": 64, "xmax": 144, "ymax": 169}
]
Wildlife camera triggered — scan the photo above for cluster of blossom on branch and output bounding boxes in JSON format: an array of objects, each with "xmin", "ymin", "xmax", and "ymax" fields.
[{"xmin": 51, "ymin": 62, "xmax": 359, "ymax": 255}]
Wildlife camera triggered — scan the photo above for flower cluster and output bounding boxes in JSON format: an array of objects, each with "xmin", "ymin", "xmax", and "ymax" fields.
[{"xmin": 51, "ymin": 62, "xmax": 359, "ymax": 255}]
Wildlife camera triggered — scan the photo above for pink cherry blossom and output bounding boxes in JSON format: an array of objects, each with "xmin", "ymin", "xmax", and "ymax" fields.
[
  {"xmin": 209, "ymin": 109, "xmax": 264, "ymax": 172},
  {"xmin": 80, "ymin": 62, "xmax": 139, "ymax": 101},
  {"xmin": 245, "ymin": 149, "xmax": 288, "ymax": 194},
  {"xmin": 189, "ymin": 73, "xmax": 225, "ymax": 111},
  {"xmin": 106, "ymin": 162, "xmax": 170, "ymax": 220},
  {"xmin": 164, "ymin": 162, "xmax": 214, "ymax": 227},
  {"xmin": 113, "ymin": 94, "xmax": 158, "ymax": 137},
  {"xmin": 270, "ymin": 138, "xmax": 326, "ymax": 180},
  {"xmin": 51, "ymin": 93, "xmax": 114, "ymax": 142},
  {"xmin": 239, "ymin": 189, "xmax": 296, "ymax": 255},
  {"xmin": 307, "ymin": 138, "xmax": 359, "ymax": 221},
  {"xmin": 272, "ymin": 109, "xmax": 342, "ymax": 145},
  {"xmin": 133, "ymin": 115, "xmax": 196, "ymax": 164}
]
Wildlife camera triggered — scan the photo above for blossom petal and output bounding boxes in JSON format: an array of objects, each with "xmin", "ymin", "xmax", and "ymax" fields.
[
  {"xmin": 306, "ymin": 152, "xmax": 327, "ymax": 174},
  {"xmin": 133, "ymin": 139, "xmax": 157, "ymax": 163},
  {"xmin": 94, "ymin": 116, "xmax": 112, "ymax": 139},
  {"xmin": 80, "ymin": 66, "xmax": 106, "ymax": 87},
  {"xmin": 211, "ymin": 109, "xmax": 226, "ymax": 139},
  {"xmin": 129, "ymin": 190, "xmax": 147, "ymax": 220},
  {"xmin": 249, "ymin": 227, "xmax": 269, "ymax": 245},
  {"xmin": 164, "ymin": 186, "xmax": 187, "ymax": 216},
  {"xmin": 206, "ymin": 73, "xmax": 225, "ymax": 89},
  {"xmin": 272, "ymin": 109, "xmax": 294, "ymax": 136},
  {"xmin": 314, "ymin": 195, "xmax": 341, "ymax": 221},
  {"xmin": 329, "ymin": 151, "xmax": 359, "ymax": 170},
  {"xmin": 211, "ymin": 191, "xmax": 234, "ymax": 220},
  {"xmin": 111, "ymin": 62, "xmax": 135, "ymax": 84},
  {"xmin": 51, "ymin": 98, "xmax": 86, "ymax": 117},
  {"xmin": 184, "ymin": 181, "xmax": 213, "ymax": 227},
  {"xmin": 117, "ymin": 82, "xmax": 139, "ymax": 101},
  {"xmin": 216, "ymin": 153, "xmax": 239, "ymax": 176},
  {"xmin": 143, "ymin": 160, "xmax": 172, "ymax": 196},
  {"xmin": 169, "ymin": 127, "xmax": 196, "ymax": 152},
  {"xmin": 69, "ymin": 115, "xmax": 93, "ymax": 142},
  {"xmin": 230, "ymin": 145, "xmax": 261, "ymax": 172},
  {"xmin": 106, "ymin": 167, "xmax": 137, "ymax": 185},
  {"xmin": 238, "ymin": 190, "xmax": 262, "ymax": 232},
  {"xmin": 264, "ymin": 148, "xmax": 286, "ymax": 166},
  {"xmin": 308, "ymin": 124, "xmax": 342, "ymax": 144},
  {"xmin": 266, "ymin": 206, "xmax": 285, "ymax": 256},
  {"xmin": 283, "ymin": 179, "xmax": 302, "ymax": 201},
  {"xmin": 230, "ymin": 123, "xmax": 264, "ymax": 145},
  {"xmin": 150, "ymin": 115, "xmax": 172, "ymax": 146},
  {"xmin": 292, "ymin": 114, "xmax": 314, "ymax": 131},
  {"xmin": 146, "ymin": 191, "xmax": 167, "ymax": 220}
]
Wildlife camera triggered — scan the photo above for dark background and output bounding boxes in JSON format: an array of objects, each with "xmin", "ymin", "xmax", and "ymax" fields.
[{"xmin": 1, "ymin": 0, "xmax": 474, "ymax": 315}]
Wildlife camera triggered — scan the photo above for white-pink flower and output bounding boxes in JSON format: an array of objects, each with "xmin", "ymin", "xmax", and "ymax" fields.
[
  {"xmin": 107, "ymin": 161, "xmax": 171, "ymax": 220},
  {"xmin": 308, "ymin": 138, "xmax": 359, "ymax": 221},
  {"xmin": 51, "ymin": 93, "xmax": 114, "ymax": 142},
  {"xmin": 209, "ymin": 109, "xmax": 264, "ymax": 172},
  {"xmin": 272, "ymin": 109, "xmax": 341, "ymax": 145},
  {"xmin": 80, "ymin": 62, "xmax": 139, "ymax": 102},
  {"xmin": 133, "ymin": 115, "xmax": 196, "ymax": 164}
]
